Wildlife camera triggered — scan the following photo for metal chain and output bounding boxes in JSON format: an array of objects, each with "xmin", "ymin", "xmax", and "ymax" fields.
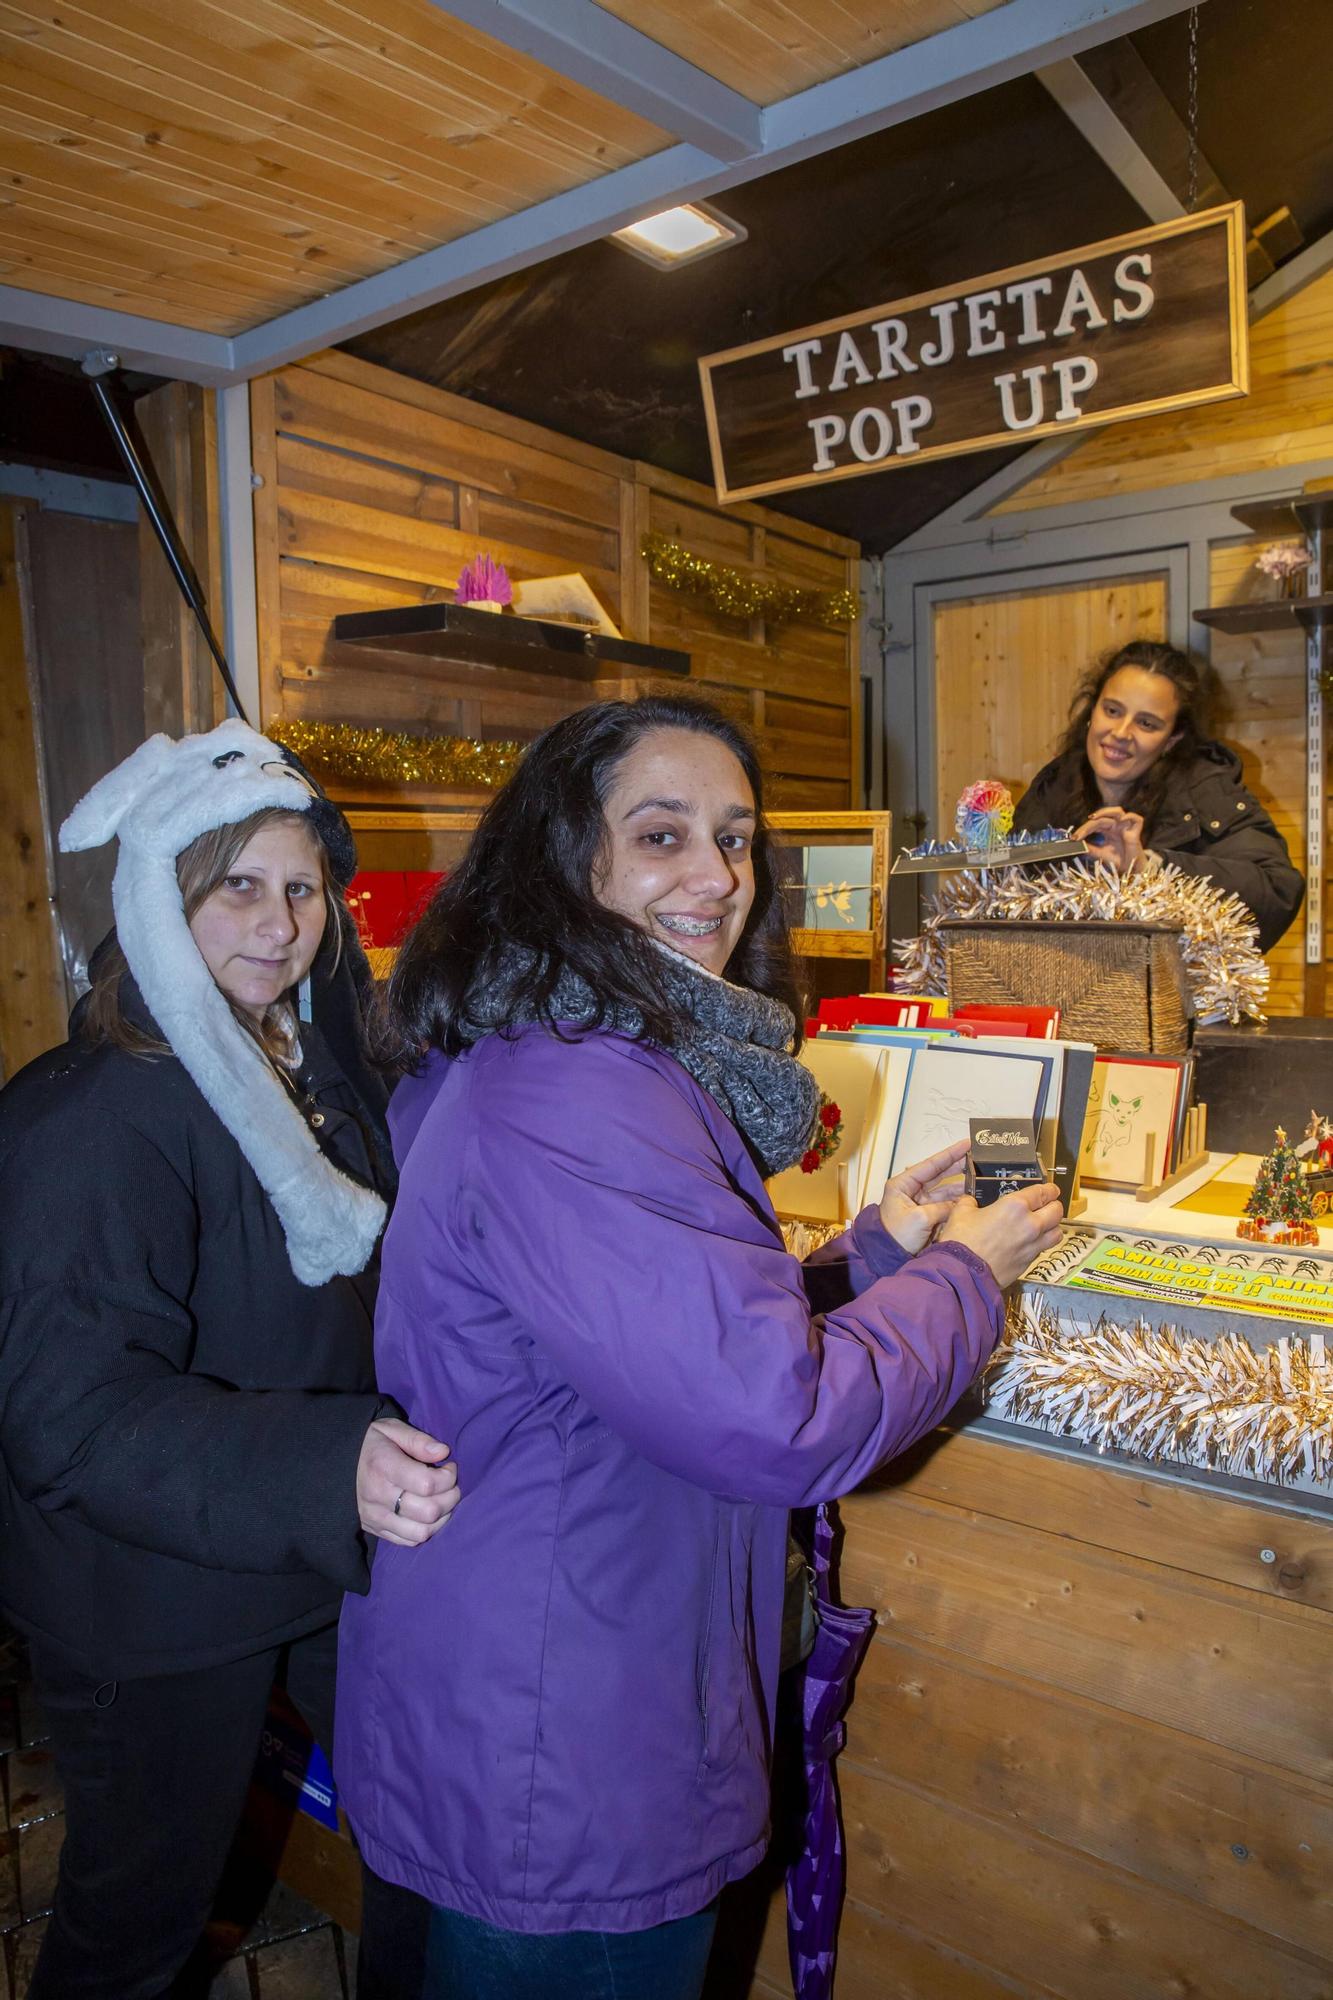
[{"xmin": 1186, "ymin": 5, "xmax": 1200, "ymax": 211}]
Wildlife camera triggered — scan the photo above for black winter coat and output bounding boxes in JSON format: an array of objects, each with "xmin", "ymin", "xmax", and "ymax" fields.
[
  {"xmin": 0, "ymin": 991, "xmax": 393, "ymax": 1678},
  {"xmin": 1013, "ymin": 740, "xmax": 1305, "ymax": 953}
]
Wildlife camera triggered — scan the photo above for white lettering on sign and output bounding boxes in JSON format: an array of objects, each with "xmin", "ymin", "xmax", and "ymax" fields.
[
  {"xmin": 964, "ymin": 290, "xmax": 1005, "ymax": 357},
  {"xmin": 995, "ymin": 365, "xmax": 1046, "ymax": 431},
  {"xmin": 849, "ymin": 406, "xmax": 892, "ymax": 462},
  {"xmin": 1113, "ymin": 252, "xmax": 1154, "ymax": 320},
  {"xmin": 782, "ymin": 337, "xmax": 823, "ymax": 398},
  {"xmin": 995, "ymin": 355, "xmax": 1100, "ymax": 432},
  {"xmin": 871, "ymin": 317, "xmax": 917, "ymax": 378},
  {"xmin": 709, "ymin": 209, "xmax": 1248, "ymax": 497},
  {"xmin": 809, "ymin": 394, "xmax": 935, "ymax": 470},
  {"xmin": 920, "ymin": 300, "xmax": 958, "ymax": 367},
  {"xmin": 787, "ymin": 265, "xmax": 1149, "ymax": 400},
  {"xmin": 808, "ymin": 413, "xmax": 845, "ymax": 470},
  {"xmin": 830, "ymin": 329, "xmax": 874, "ymax": 392},
  {"xmin": 1004, "ymin": 276, "xmax": 1054, "ymax": 344},
  {"xmin": 1053, "ymin": 267, "xmax": 1108, "ymax": 338},
  {"xmin": 1052, "ymin": 354, "xmax": 1099, "ymax": 420}
]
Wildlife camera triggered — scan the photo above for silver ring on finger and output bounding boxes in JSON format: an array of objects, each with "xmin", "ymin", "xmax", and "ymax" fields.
[{"xmin": 393, "ymin": 1489, "xmax": 405, "ymax": 1517}]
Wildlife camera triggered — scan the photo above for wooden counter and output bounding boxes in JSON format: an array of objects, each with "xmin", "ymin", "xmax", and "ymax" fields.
[{"xmin": 736, "ymin": 1424, "xmax": 1333, "ymax": 2000}]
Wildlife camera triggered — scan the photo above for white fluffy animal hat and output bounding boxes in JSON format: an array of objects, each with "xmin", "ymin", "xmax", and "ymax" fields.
[{"xmin": 60, "ymin": 718, "xmax": 386, "ymax": 1285}]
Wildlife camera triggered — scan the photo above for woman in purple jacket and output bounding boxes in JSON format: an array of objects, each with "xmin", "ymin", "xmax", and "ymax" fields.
[{"xmin": 336, "ymin": 696, "xmax": 1062, "ymax": 1999}]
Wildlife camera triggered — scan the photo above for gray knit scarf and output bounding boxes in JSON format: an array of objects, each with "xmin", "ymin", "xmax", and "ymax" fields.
[{"xmin": 459, "ymin": 943, "xmax": 819, "ymax": 1176}]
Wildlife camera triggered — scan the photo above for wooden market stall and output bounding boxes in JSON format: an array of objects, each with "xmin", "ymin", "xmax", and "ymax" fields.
[{"xmin": 2, "ymin": 5, "xmax": 1333, "ymax": 1999}]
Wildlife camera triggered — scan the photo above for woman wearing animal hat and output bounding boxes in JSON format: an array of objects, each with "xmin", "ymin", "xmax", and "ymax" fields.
[{"xmin": 0, "ymin": 719, "xmax": 459, "ymax": 1998}]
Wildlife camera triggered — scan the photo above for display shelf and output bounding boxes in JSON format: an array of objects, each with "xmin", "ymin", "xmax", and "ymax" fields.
[
  {"xmin": 331, "ymin": 602, "xmax": 690, "ymax": 679},
  {"xmin": 1193, "ymin": 492, "xmax": 1333, "ymax": 634},
  {"xmin": 1192, "ymin": 592, "xmax": 1333, "ymax": 635},
  {"xmin": 1228, "ymin": 494, "xmax": 1333, "ymax": 538}
]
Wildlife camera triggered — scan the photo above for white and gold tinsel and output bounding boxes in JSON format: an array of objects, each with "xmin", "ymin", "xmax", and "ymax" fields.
[
  {"xmin": 893, "ymin": 854, "xmax": 1268, "ymax": 1024},
  {"xmin": 988, "ymin": 1304, "xmax": 1333, "ymax": 1485}
]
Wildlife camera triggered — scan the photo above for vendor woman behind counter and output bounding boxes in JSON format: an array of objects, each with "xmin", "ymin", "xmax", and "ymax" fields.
[{"xmin": 1012, "ymin": 640, "xmax": 1304, "ymax": 952}]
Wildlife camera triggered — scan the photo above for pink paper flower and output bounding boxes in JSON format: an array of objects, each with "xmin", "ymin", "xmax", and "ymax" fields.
[{"xmin": 456, "ymin": 554, "xmax": 514, "ymax": 606}]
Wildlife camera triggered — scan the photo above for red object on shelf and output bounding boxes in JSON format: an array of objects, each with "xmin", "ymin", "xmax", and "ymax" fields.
[
  {"xmin": 346, "ymin": 870, "xmax": 443, "ymax": 948},
  {"xmin": 954, "ymin": 1003, "xmax": 1061, "ymax": 1039},
  {"xmin": 811, "ymin": 995, "xmax": 979, "ymax": 1037}
]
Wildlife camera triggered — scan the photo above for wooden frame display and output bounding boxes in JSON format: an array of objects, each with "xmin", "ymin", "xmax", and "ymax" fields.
[{"xmin": 769, "ymin": 810, "xmax": 891, "ymax": 988}]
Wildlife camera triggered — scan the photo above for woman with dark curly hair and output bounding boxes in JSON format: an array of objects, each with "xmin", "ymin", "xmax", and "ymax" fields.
[
  {"xmin": 1012, "ymin": 639, "xmax": 1304, "ymax": 950},
  {"xmin": 336, "ymin": 694, "xmax": 1061, "ymax": 2000}
]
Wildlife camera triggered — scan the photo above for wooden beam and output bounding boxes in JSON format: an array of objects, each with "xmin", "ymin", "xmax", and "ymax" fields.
[
  {"xmin": 1038, "ymin": 36, "xmax": 1227, "ymax": 221},
  {"xmin": 0, "ymin": 286, "xmax": 236, "ymax": 385},
  {"xmin": 0, "ymin": 502, "xmax": 67, "ymax": 1081},
  {"xmin": 424, "ymin": 0, "xmax": 762, "ymax": 162}
]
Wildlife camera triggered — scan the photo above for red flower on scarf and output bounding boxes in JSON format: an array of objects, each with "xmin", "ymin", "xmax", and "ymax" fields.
[{"xmin": 800, "ymin": 1095, "xmax": 844, "ymax": 1173}]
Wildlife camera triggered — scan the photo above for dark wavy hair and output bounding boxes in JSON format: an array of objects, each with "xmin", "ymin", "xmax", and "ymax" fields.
[
  {"xmin": 1056, "ymin": 639, "xmax": 1218, "ymax": 828},
  {"xmin": 384, "ymin": 695, "xmax": 802, "ymax": 1064}
]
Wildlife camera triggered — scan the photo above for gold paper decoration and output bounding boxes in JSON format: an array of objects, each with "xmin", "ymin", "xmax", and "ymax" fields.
[
  {"xmin": 641, "ymin": 534, "xmax": 858, "ymax": 629},
  {"xmin": 276, "ymin": 719, "xmax": 523, "ymax": 792}
]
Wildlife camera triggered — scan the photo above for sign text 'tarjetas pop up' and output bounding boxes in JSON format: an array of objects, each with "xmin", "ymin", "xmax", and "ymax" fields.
[{"xmin": 698, "ymin": 204, "xmax": 1248, "ymax": 505}]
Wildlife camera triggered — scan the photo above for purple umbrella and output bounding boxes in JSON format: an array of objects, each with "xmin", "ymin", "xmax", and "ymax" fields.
[{"xmin": 785, "ymin": 1504, "xmax": 874, "ymax": 2000}]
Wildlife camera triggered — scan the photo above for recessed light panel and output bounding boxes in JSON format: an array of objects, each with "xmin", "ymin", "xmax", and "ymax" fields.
[{"xmin": 611, "ymin": 202, "xmax": 746, "ymax": 269}]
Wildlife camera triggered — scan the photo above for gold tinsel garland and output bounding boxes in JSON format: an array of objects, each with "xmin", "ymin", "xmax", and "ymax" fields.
[
  {"xmin": 893, "ymin": 853, "xmax": 1268, "ymax": 1025},
  {"xmin": 276, "ymin": 719, "xmax": 522, "ymax": 792},
  {"xmin": 988, "ymin": 1303, "xmax": 1333, "ymax": 1485},
  {"xmin": 641, "ymin": 533, "xmax": 858, "ymax": 629}
]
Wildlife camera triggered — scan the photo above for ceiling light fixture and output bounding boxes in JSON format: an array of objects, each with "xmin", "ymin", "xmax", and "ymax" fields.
[{"xmin": 611, "ymin": 201, "xmax": 746, "ymax": 270}]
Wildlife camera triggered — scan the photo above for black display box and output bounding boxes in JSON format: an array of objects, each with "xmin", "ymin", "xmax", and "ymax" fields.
[{"xmin": 1194, "ymin": 1018, "xmax": 1333, "ymax": 1153}]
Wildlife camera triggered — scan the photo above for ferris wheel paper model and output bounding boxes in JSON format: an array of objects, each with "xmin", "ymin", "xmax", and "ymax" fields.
[{"xmin": 892, "ymin": 779, "xmax": 1089, "ymax": 875}]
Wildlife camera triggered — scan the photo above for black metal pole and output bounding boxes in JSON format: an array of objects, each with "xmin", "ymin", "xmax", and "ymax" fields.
[{"xmin": 85, "ymin": 372, "xmax": 251, "ymax": 726}]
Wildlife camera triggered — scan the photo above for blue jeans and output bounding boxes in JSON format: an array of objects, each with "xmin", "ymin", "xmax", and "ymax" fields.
[{"xmin": 423, "ymin": 1899, "xmax": 719, "ymax": 2000}]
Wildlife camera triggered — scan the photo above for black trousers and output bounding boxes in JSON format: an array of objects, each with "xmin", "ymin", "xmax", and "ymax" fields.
[{"xmin": 25, "ymin": 1621, "xmax": 338, "ymax": 2000}]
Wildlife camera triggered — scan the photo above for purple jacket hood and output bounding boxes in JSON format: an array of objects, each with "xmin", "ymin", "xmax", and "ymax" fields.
[{"xmin": 336, "ymin": 1027, "xmax": 1001, "ymax": 1933}]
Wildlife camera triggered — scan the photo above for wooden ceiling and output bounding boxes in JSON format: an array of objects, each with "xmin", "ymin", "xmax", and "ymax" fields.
[
  {"xmin": 0, "ymin": 0, "xmax": 1018, "ymax": 338},
  {"xmin": 593, "ymin": 0, "xmax": 1010, "ymax": 107},
  {"xmin": 0, "ymin": 0, "xmax": 669, "ymax": 334}
]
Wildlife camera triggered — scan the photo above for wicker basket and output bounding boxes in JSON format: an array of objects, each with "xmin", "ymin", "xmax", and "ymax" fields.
[{"xmin": 939, "ymin": 919, "xmax": 1193, "ymax": 1053}]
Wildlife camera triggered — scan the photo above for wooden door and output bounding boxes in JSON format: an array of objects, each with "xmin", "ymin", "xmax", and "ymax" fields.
[{"xmin": 932, "ymin": 571, "xmax": 1169, "ymax": 837}]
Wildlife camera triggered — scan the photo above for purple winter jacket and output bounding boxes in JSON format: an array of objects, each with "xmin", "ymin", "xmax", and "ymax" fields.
[{"xmin": 335, "ymin": 1026, "xmax": 1003, "ymax": 1934}]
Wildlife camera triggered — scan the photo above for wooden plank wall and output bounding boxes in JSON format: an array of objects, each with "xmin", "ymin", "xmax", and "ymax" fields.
[
  {"xmin": 137, "ymin": 383, "xmax": 227, "ymax": 740},
  {"xmin": 932, "ymin": 572, "xmax": 1168, "ymax": 836},
  {"xmin": 250, "ymin": 351, "xmax": 861, "ymax": 809},
  {"xmin": 0, "ymin": 502, "xmax": 66, "ymax": 1082},
  {"xmin": 739, "ymin": 1430, "xmax": 1333, "ymax": 2000},
  {"xmin": 1206, "ymin": 540, "xmax": 1309, "ymax": 1018}
]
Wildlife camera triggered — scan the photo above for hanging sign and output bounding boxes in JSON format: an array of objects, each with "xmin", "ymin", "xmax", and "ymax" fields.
[{"xmin": 698, "ymin": 203, "xmax": 1248, "ymax": 505}]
